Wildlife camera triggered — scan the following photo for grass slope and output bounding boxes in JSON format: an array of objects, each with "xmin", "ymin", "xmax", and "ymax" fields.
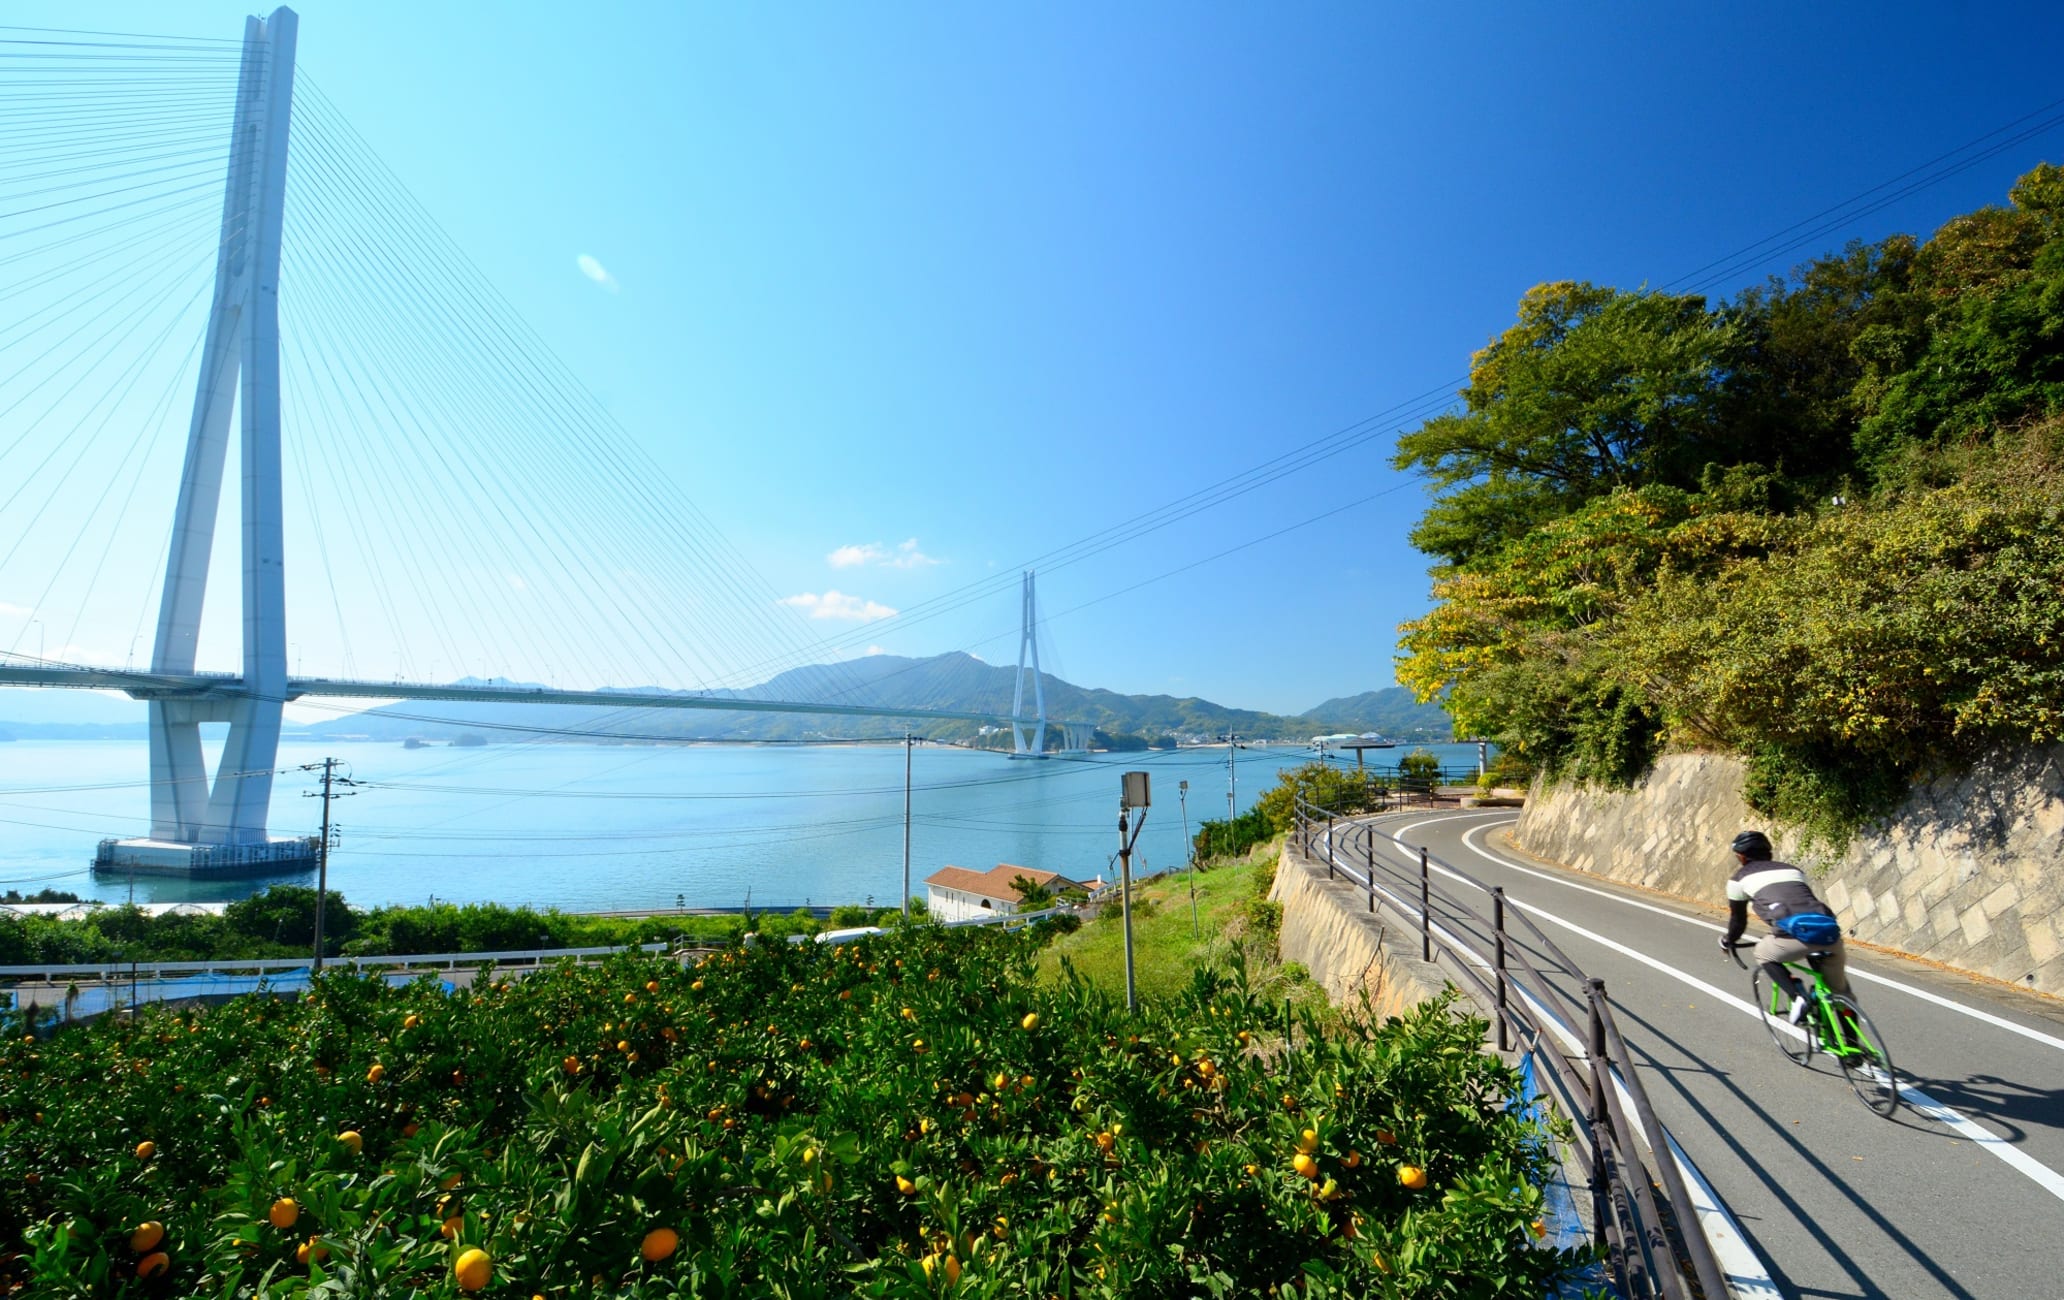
[{"xmin": 1038, "ymin": 849, "xmax": 1326, "ymax": 1014}]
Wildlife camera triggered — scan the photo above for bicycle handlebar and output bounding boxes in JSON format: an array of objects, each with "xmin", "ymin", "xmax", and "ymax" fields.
[{"xmin": 1721, "ymin": 937, "xmax": 1752, "ymax": 970}]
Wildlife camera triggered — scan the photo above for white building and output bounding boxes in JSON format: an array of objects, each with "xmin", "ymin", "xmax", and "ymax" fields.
[{"xmin": 923, "ymin": 863, "xmax": 1082, "ymax": 923}]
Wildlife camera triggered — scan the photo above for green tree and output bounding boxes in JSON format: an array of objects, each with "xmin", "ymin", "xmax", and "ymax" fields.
[
  {"xmin": 1252, "ymin": 761, "xmax": 1385, "ymax": 831},
  {"xmin": 1855, "ymin": 166, "xmax": 2064, "ymax": 475},
  {"xmin": 1394, "ymin": 282, "xmax": 1738, "ymax": 565},
  {"xmin": 224, "ymin": 885, "xmax": 357, "ymax": 953},
  {"xmin": 1009, "ymin": 875, "xmax": 1056, "ymax": 910}
]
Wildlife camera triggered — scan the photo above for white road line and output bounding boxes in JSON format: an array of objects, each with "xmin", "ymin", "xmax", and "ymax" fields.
[
  {"xmin": 1388, "ymin": 810, "xmax": 2064, "ymax": 1056},
  {"xmin": 1367, "ymin": 816, "xmax": 2064, "ymax": 1207}
]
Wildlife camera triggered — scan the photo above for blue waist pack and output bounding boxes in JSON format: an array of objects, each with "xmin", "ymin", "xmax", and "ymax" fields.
[{"xmin": 1777, "ymin": 912, "xmax": 1842, "ymax": 946}]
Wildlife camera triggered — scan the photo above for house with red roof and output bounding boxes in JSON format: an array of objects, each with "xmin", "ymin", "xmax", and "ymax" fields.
[{"xmin": 923, "ymin": 863, "xmax": 1084, "ymax": 922}]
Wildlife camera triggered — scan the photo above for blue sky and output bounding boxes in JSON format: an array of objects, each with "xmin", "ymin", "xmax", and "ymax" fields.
[{"xmin": 3, "ymin": 2, "xmax": 2062, "ymax": 716}]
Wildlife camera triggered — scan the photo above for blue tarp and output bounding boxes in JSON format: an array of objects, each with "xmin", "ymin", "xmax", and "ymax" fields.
[{"xmin": 1516, "ymin": 1051, "xmax": 1616, "ymax": 1297}]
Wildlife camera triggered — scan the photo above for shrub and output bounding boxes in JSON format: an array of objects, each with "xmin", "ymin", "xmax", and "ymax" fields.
[{"xmin": 0, "ymin": 931, "xmax": 1578, "ymax": 1296}]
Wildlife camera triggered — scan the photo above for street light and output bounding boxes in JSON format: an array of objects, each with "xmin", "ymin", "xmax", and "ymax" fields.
[
  {"xmin": 1179, "ymin": 779, "xmax": 1197, "ymax": 938},
  {"xmin": 1117, "ymin": 771, "xmax": 1150, "ymax": 1013}
]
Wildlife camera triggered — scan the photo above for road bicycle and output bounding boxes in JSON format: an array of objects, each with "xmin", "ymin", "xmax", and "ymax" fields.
[{"xmin": 1725, "ymin": 939, "xmax": 1899, "ymax": 1116}]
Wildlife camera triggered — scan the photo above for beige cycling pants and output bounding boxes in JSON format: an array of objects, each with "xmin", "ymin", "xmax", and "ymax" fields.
[{"xmin": 1755, "ymin": 932, "xmax": 1850, "ymax": 996}]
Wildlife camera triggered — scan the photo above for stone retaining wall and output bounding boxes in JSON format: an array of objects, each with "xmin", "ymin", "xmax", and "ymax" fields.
[
  {"xmin": 1268, "ymin": 842, "xmax": 1446, "ymax": 1020},
  {"xmin": 1515, "ymin": 748, "xmax": 2064, "ymax": 995}
]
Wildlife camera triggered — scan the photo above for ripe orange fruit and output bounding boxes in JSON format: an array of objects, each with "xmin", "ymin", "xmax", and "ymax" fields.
[
  {"xmin": 440, "ymin": 1215, "xmax": 464, "ymax": 1240},
  {"xmin": 641, "ymin": 1227, "xmax": 679, "ymax": 1262},
  {"xmin": 366, "ymin": 1063, "xmax": 385, "ymax": 1084},
  {"xmin": 562, "ymin": 1055, "xmax": 581, "ymax": 1075},
  {"xmin": 335, "ymin": 1131, "xmax": 363, "ymax": 1156},
  {"xmin": 1397, "ymin": 1164, "xmax": 1427, "ymax": 1190},
  {"xmin": 130, "ymin": 1221, "xmax": 166, "ymax": 1252},
  {"xmin": 403, "ymin": 1014, "xmax": 421, "ymax": 1029},
  {"xmin": 296, "ymin": 1237, "xmax": 329, "ymax": 1265},
  {"xmin": 454, "ymin": 1247, "xmax": 491, "ymax": 1291},
  {"xmin": 645, "ymin": 980, "xmax": 660, "ymax": 993},
  {"xmin": 401, "ymin": 1121, "xmax": 420, "ymax": 1138},
  {"xmin": 1021, "ymin": 1012, "xmax": 1040, "ymax": 1031},
  {"xmin": 895, "ymin": 1175, "xmax": 916, "ymax": 1196},
  {"xmin": 1375, "ymin": 1129, "xmax": 1397, "ymax": 1145},
  {"xmin": 135, "ymin": 1140, "xmax": 157, "ymax": 1160},
  {"xmin": 1292, "ymin": 1153, "xmax": 1319, "ymax": 1180},
  {"xmin": 1343, "ymin": 1150, "xmax": 1362, "ymax": 1169},
  {"xmin": 269, "ymin": 1198, "xmax": 299, "ymax": 1229},
  {"xmin": 136, "ymin": 1251, "xmax": 170, "ymax": 1279},
  {"xmin": 1297, "ymin": 1128, "xmax": 1319, "ymax": 1154}
]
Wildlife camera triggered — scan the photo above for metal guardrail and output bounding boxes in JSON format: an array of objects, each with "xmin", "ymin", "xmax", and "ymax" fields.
[
  {"xmin": 0, "ymin": 941, "xmax": 670, "ymax": 983},
  {"xmin": 1292, "ymin": 796, "xmax": 1728, "ymax": 1300}
]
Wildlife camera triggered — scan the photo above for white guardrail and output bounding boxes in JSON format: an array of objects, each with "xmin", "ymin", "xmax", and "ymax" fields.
[{"xmin": 0, "ymin": 941, "xmax": 670, "ymax": 983}]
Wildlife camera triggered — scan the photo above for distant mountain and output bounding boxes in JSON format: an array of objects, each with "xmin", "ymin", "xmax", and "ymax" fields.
[
  {"xmin": 0, "ymin": 687, "xmax": 147, "ymax": 737},
  {"xmin": 0, "ymin": 665, "xmax": 1456, "ymax": 748},
  {"xmin": 1295, "ymin": 688, "xmax": 1453, "ymax": 741},
  {"xmin": 296, "ymin": 654, "xmax": 1452, "ymax": 748}
]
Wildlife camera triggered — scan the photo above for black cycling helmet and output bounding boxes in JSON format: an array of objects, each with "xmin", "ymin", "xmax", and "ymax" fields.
[{"xmin": 1730, "ymin": 830, "xmax": 1773, "ymax": 860}]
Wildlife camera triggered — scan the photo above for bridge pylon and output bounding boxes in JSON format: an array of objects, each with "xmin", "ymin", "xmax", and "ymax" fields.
[
  {"xmin": 101, "ymin": 8, "xmax": 317, "ymax": 879},
  {"xmin": 1009, "ymin": 571, "xmax": 1048, "ymax": 758}
]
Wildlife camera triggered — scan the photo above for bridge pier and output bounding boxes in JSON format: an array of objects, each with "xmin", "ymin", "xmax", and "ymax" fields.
[{"xmin": 99, "ymin": 8, "xmax": 311, "ymax": 881}]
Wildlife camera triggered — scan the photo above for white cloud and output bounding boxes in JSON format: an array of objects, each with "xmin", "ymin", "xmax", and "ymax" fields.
[
  {"xmin": 826, "ymin": 538, "xmax": 940, "ymax": 570},
  {"xmin": 0, "ymin": 600, "xmax": 30, "ymax": 617},
  {"xmin": 780, "ymin": 590, "xmax": 897, "ymax": 622},
  {"xmin": 865, "ymin": 645, "xmax": 887, "ymax": 656},
  {"xmin": 828, "ymin": 543, "xmax": 884, "ymax": 569},
  {"xmin": 888, "ymin": 539, "xmax": 939, "ymax": 569},
  {"xmin": 576, "ymin": 254, "xmax": 619, "ymax": 292}
]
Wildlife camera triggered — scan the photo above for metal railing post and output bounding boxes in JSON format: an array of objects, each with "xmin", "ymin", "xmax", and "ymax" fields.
[
  {"xmin": 1417, "ymin": 846, "xmax": 1431, "ymax": 961},
  {"xmin": 1326, "ymin": 813, "xmax": 1335, "ymax": 878},
  {"xmin": 1364, "ymin": 828, "xmax": 1376, "ymax": 913},
  {"xmin": 1586, "ymin": 978, "xmax": 1610, "ymax": 1258},
  {"xmin": 1492, "ymin": 886, "xmax": 1508, "ymax": 1052}
]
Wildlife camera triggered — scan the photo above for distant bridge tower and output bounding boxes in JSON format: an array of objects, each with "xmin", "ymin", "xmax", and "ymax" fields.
[
  {"xmin": 102, "ymin": 8, "xmax": 316, "ymax": 878},
  {"xmin": 1009, "ymin": 571, "xmax": 1048, "ymax": 758},
  {"xmin": 1007, "ymin": 570, "xmax": 1092, "ymax": 758}
]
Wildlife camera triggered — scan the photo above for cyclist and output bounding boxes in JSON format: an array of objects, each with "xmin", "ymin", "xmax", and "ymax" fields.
[{"xmin": 1719, "ymin": 829, "xmax": 1848, "ymax": 1022}]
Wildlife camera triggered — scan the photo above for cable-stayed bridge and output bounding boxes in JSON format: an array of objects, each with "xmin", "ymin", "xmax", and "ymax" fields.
[{"xmin": 0, "ymin": 9, "xmax": 1087, "ymax": 877}]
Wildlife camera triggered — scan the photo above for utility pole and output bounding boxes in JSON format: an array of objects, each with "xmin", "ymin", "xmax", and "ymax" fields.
[
  {"xmin": 1117, "ymin": 771, "xmax": 1150, "ymax": 1013},
  {"xmin": 902, "ymin": 732, "xmax": 914, "ymax": 919},
  {"xmin": 1226, "ymin": 732, "xmax": 1238, "ymax": 837},
  {"xmin": 301, "ymin": 758, "xmax": 355, "ymax": 975}
]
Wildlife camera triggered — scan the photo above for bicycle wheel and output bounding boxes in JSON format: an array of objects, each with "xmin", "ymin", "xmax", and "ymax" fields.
[
  {"xmin": 1828, "ymin": 995, "xmax": 1899, "ymax": 1116},
  {"xmin": 1753, "ymin": 968, "xmax": 1812, "ymax": 1064}
]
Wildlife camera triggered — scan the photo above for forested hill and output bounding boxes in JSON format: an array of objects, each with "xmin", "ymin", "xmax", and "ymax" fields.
[
  {"xmin": 297, "ymin": 655, "xmax": 1452, "ymax": 746},
  {"xmin": 1396, "ymin": 162, "xmax": 2064, "ymax": 846}
]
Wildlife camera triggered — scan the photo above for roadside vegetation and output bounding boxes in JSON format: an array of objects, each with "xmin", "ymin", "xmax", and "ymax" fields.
[
  {"xmin": 1395, "ymin": 163, "xmax": 2064, "ymax": 848},
  {"xmin": 1, "ymin": 924, "xmax": 1579, "ymax": 1297},
  {"xmin": 1036, "ymin": 851, "xmax": 1326, "ymax": 1017},
  {"xmin": 0, "ymin": 887, "xmax": 908, "ymax": 968}
]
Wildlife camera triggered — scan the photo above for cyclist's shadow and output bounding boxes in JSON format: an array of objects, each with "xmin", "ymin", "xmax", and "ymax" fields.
[{"xmin": 1894, "ymin": 1070, "xmax": 2064, "ymax": 1144}]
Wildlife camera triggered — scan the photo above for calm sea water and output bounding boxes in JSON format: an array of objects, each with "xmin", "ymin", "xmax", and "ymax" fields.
[{"xmin": 0, "ymin": 739, "xmax": 1486, "ymax": 911}]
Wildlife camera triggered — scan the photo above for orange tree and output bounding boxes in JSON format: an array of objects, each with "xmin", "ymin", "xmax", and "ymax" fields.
[{"xmin": 0, "ymin": 928, "xmax": 1586, "ymax": 1297}]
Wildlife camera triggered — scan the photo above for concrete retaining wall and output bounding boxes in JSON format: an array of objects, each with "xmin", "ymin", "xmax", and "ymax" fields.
[
  {"xmin": 1269, "ymin": 842, "xmax": 1445, "ymax": 1019},
  {"xmin": 1515, "ymin": 748, "xmax": 2064, "ymax": 994}
]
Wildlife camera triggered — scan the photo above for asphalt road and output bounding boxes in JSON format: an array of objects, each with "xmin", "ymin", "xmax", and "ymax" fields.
[{"xmin": 1318, "ymin": 808, "xmax": 2064, "ymax": 1300}]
